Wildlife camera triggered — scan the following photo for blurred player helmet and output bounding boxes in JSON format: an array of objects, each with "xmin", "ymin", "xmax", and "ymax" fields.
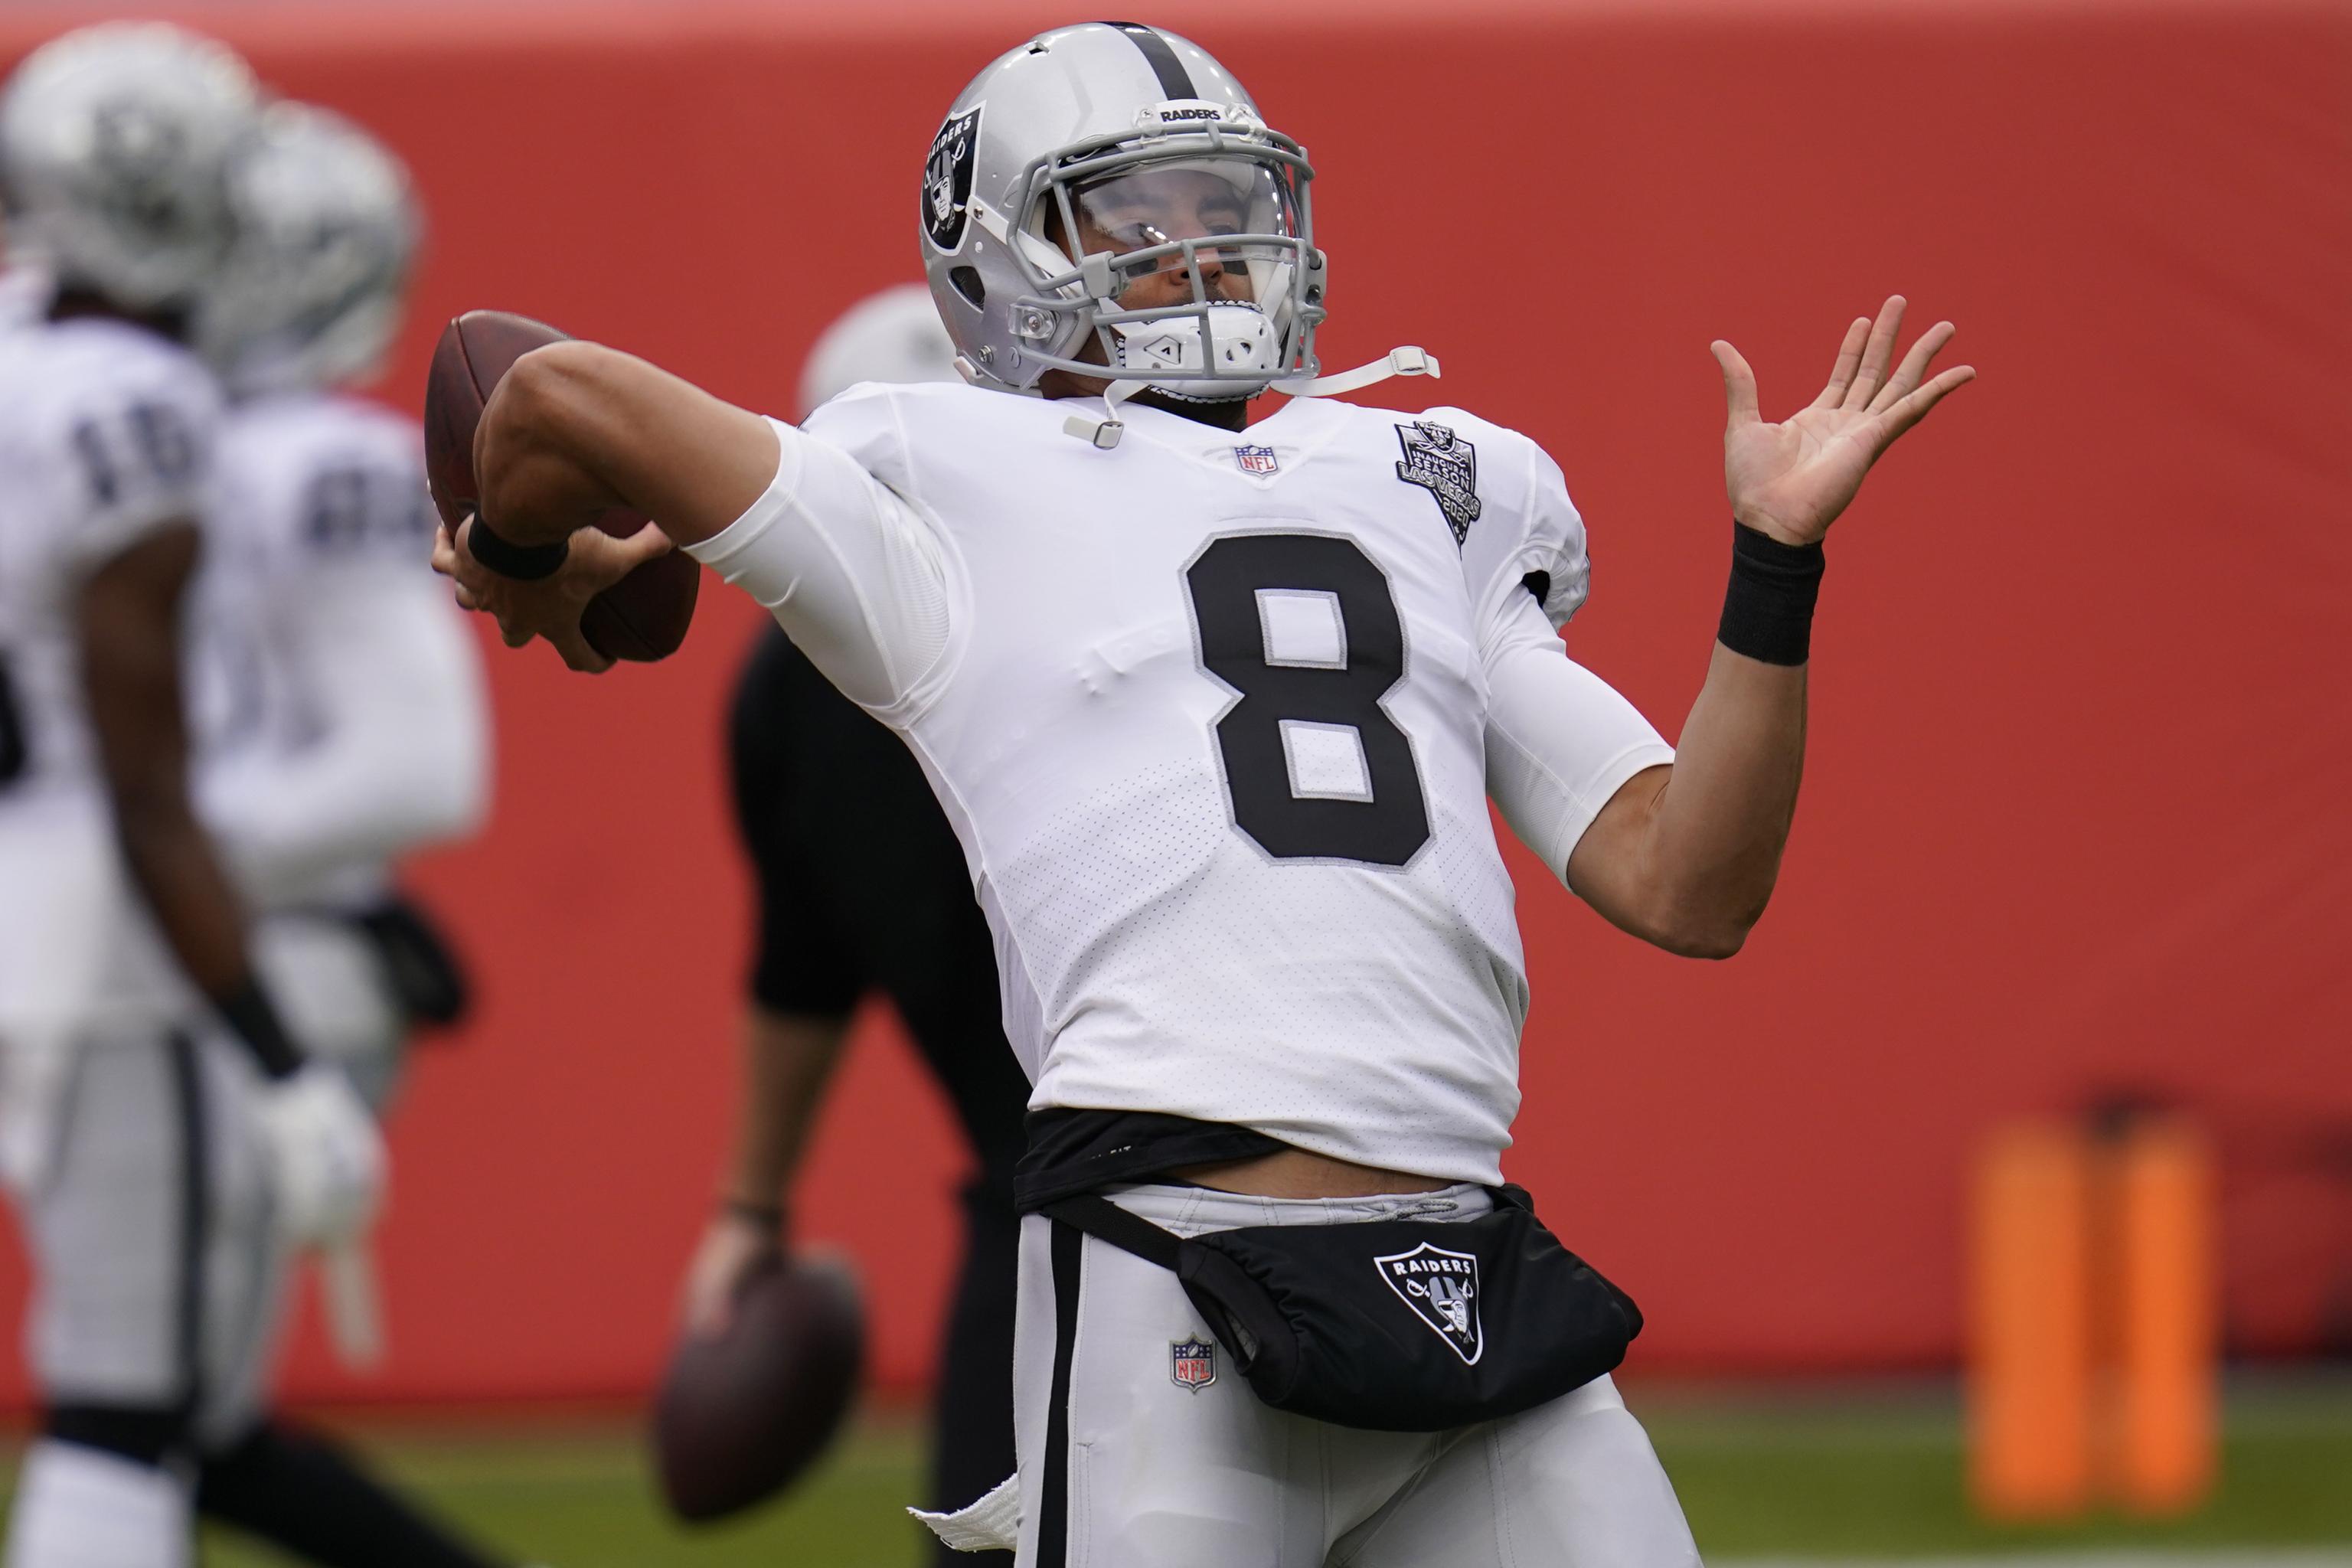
[
  {"xmin": 797, "ymin": 282, "xmax": 960, "ymax": 418},
  {"xmin": 204, "ymin": 102, "xmax": 420, "ymax": 395},
  {"xmin": 0, "ymin": 23, "xmax": 259, "ymax": 314},
  {"xmin": 919, "ymin": 21, "xmax": 1325, "ymax": 403}
]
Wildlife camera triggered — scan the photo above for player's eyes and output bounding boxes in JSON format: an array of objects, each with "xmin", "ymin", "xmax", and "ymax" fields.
[{"xmin": 1097, "ymin": 220, "xmax": 1165, "ymax": 252}]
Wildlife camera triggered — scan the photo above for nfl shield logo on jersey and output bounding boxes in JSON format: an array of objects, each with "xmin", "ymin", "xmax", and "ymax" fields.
[
  {"xmin": 1374, "ymin": 1241, "xmax": 1485, "ymax": 1365},
  {"xmin": 1170, "ymin": 1338, "xmax": 1217, "ymax": 1392},
  {"xmin": 1393, "ymin": 420, "xmax": 1483, "ymax": 547},
  {"xmin": 1233, "ymin": 444, "xmax": 1279, "ymax": 475}
]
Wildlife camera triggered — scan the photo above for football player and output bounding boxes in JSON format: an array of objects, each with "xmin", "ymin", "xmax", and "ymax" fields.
[
  {"xmin": 199, "ymin": 103, "xmax": 488, "ymax": 1115},
  {"xmin": 174, "ymin": 102, "xmax": 518, "ymax": 1568},
  {"xmin": 0, "ymin": 27, "xmax": 380, "ymax": 1568},
  {"xmin": 433, "ymin": 22, "xmax": 1972, "ymax": 1566},
  {"xmin": 675, "ymin": 282, "xmax": 1026, "ymax": 1560}
]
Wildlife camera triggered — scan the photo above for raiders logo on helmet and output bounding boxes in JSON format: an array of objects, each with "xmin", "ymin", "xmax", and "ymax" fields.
[{"xmin": 922, "ymin": 106, "xmax": 982, "ymax": 252}]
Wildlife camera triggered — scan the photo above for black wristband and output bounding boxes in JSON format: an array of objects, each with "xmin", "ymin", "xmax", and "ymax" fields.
[
  {"xmin": 466, "ymin": 515, "xmax": 570, "ymax": 581},
  {"xmin": 1717, "ymin": 521, "xmax": 1825, "ymax": 665},
  {"xmin": 216, "ymin": 977, "xmax": 303, "ymax": 1080}
]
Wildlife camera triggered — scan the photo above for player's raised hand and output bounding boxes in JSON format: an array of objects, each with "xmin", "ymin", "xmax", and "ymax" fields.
[
  {"xmin": 1711, "ymin": 296, "xmax": 1974, "ymax": 547},
  {"xmin": 431, "ymin": 515, "xmax": 674, "ymax": 673}
]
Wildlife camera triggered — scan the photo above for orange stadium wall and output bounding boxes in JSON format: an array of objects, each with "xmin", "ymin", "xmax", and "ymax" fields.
[{"xmin": 1, "ymin": 0, "xmax": 2345, "ymax": 1408}]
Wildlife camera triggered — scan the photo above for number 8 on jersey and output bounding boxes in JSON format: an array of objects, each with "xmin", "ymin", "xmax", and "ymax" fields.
[{"xmin": 1186, "ymin": 531, "xmax": 1431, "ymax": 868}]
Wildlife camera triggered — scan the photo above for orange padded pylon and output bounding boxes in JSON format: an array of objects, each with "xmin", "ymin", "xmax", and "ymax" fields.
[
  {"xmin": 1968, "ymin": 1120, "xmax": 2095, "ymax": 1518},
  {"xmin": 2109, "ymin": 1118, "xmax": 2217, "ymax": 1514}
]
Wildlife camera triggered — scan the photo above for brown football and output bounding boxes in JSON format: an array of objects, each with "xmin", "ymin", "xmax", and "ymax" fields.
[
  {"xmin": 649, "ymin": 1253, "xmax": 867, "ymax": 1524},
  {"xmin": 422, "ymin": 309, "xmax": 697, "ymax": 662}
]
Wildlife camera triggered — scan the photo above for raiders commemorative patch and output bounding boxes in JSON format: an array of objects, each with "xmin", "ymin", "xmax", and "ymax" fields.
[
  {"xmin": 923, "ymin": 107, "xmax": 982, "ymax": 252},
  {"xmin": 1393, "ymin": 420, "xmax": 1482, "ymax": 547},
  {"xmin": 1375, "ymin": 1240, "xmax": 1485, "ymax": 1365}
]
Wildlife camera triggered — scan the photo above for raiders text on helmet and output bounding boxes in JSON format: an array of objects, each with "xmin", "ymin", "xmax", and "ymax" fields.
[{"xmin": 0, "ymin": 23, "xmax": 259, "ymax": 313}]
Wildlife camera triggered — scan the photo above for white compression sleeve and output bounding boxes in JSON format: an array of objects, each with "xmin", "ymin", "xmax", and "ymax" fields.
[
  {"xmin": 201, "ymin": 567, "xmax": 489, "ymax": 906},
  {"xmin": 683, "ymin": 416, "xmax": 950, "ymax": 714},
  {"xmin": 1482, "ymin": 587, "xmax": 1676, "ymax": 887}
]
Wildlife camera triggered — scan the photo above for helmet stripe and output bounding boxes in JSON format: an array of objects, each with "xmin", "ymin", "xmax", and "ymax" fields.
[{"xmin": 1094, "ymin": 21, "xmax": 1197, "ymax": 100}]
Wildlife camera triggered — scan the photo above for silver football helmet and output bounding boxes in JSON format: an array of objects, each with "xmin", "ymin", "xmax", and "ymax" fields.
[
  {"xmin": 0, "ymin": 23, "xmax": 259, "ymax": 313},
  {"xmin": 920, "ymin": 21, "xmax": 1431, "ymax": 426},
  {"xmin": 203, "ymin": 102, "xmax": 419, "ymax": 395}
]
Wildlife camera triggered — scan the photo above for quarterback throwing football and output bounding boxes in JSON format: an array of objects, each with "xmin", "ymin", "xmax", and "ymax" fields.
[{"xmin": 436, "ymin": 22, "xmax": 1970, "ymax": 1566}]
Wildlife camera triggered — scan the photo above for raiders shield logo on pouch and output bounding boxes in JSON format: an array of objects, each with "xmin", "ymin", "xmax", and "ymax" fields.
[
  {"xmin": 1171, "ymin": 1338, "xmax": 1217, "ymax": 1392},
  {"xmin": 923, "ymin": 107, "xmax": 982, "ymax": 251},
  {"xmin": 1393, "ymin": 420, "xmax": 1482, "ymax": 547},
  {"xmin": 1374, "ymin": 1241, "xmax": 1484, "ymax": 1364}
]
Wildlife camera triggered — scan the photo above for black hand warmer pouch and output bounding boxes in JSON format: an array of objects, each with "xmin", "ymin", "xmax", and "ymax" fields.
[
  {"xmin": 348, "ymin": 895, "xmax": 472, "ymax": 1030},
  {"xmin": 1041, "ymin": 1185, "xmax": 1640, "ymax": 1432}
]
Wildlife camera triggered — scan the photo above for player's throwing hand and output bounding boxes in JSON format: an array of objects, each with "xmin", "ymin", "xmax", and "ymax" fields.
[
  {"xmin": 431, "ymin": 515, "xmax": 673, "ymax": 673},
  {"xmin": 1711, "ymin": 294, "xmax": 1975, "ymax": 547}
]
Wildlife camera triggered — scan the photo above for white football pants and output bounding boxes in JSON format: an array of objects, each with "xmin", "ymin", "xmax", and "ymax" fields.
[
  {"xmin": 14, "ymin": 1028, "xmax": 286, "ymax": 1449},
  {"xmin": 1001, "ymin": 1183, "xmax": 1703, "ymax": 1567},
  {"xmin": 2, "ymin": 923, "xmax": 406, "ymax": 1566},
  {"xmin": 3, "ymin": 1441, "xmax": 191, "ymax": 1568}
]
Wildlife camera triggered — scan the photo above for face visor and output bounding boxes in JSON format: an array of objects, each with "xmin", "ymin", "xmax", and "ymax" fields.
[{"xmin": 1005, "ymin": 125, "xmax": 1324, "ymax": 398}]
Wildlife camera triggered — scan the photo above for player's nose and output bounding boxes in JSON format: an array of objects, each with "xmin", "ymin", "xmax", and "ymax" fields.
[{"xmin": 1174, "ymin": 244, "xmax": 1227, "ymax": 294}]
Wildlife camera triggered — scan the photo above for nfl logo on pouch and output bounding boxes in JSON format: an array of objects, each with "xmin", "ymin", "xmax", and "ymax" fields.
[{"xmin": 1171, "ymin": 1338, "xmax": 1217, "ymax": 1392}]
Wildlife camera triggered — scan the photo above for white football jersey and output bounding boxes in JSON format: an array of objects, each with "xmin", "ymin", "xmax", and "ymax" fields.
[
  {"xmin": 697, "ymin": 384, "xmax": 1672, "ymax": 1185},
  {"xmin": 0, "ymin": 318, "xmax": 224, "ymax": 1039},
  {"xmin": 196, "ymin": 392, "xmax": 488, "ymax": 911}
]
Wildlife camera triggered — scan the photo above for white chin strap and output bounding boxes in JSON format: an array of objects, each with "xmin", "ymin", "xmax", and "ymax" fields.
[{"xmin": 1271, "ymin": 345, "xmax": 1439, "ymax": 398}]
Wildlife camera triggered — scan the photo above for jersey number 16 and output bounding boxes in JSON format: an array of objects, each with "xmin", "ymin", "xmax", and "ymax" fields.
[{"xmin": 1186, "ymin": 532, "xmax": 1431, "ymax": 868}]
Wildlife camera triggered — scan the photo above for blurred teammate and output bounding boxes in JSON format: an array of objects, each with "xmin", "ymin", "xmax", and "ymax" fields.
[
  {"xmin": 436, "ymin": 21, "xmax": 1971, "ymax": 1566},
  {"xmin": 675, "ymin": 282, "xmax": 1026, "ymax": 1561},
  {"xmin": 177, "ymin": 103, "xmax": 515, "ymax": 1568},
  {"xmin": 0, "ymin": 28, "xmax": 380, "ymax": 1567},
  {"xmin": 198, "ymin": 103, "xmax": 488, "ymax": 1114}
]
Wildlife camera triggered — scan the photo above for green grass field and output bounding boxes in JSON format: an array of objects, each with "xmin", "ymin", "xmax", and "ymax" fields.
[{"xmin": 13, "ymin": 1377, "xmax": 2350, "ymax": 1566}]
